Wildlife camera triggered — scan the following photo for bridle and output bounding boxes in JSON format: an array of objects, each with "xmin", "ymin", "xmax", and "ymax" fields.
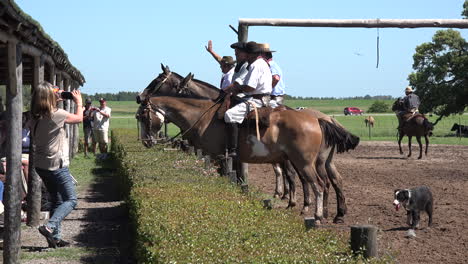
[
  {"xmin": 137, "ymin": 72, "xmax": 227, "ymax": 144},
  {"xmin": 136, "ymin": 103, "xmax": 162, "ymax": 144}
]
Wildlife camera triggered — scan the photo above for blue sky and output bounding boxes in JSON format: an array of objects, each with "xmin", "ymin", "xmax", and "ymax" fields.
[{"xmin": 15, "ymin": 0, "xmax": 468, "ymax": 98}]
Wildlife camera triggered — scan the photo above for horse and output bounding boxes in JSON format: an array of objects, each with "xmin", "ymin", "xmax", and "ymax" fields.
[
  {"xmin": 392, "ymin": 99, "xmax": 434, "ymax": 159},
  {"xmin": 364, "ymin": 116, "xmax": 375, "ymax": 127},
  {"xmin": 135, "ymin": 102, "xmax": 165, "ymax": 147},
  {"xmin": 136, "ymin": 64, "xmax": 359, "ymax": 223}
]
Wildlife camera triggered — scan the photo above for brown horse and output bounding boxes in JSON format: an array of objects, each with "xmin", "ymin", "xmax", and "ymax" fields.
[
  {"xmin": 364, "ymin": 116, "xmax": 375, "ymax": 127},
  {"xmin": 135, "ymin": 103, "xmax": 165, "ymax": 147},
  {"xmin": 392, "ymin": 99, "xmax": 434, "ymax": 159},
  {"xmin": 137, "ymin": 65, "xmax": 359, "ymax": 223}
]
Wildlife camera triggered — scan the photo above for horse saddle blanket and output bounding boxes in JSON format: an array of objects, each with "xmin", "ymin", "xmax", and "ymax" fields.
[{"xmin": 243, "ymin": 105, "xmax": 289, "ymax": 128}]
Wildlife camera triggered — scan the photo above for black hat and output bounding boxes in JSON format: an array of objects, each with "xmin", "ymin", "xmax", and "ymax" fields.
[
  {"xmin": 85, "ymin": 98, "xmax": 92, "ymax": 104},
  {"xmin": 244, "ymin": 41, "xmax": 262, "ymax": 54},
  {"xmin": 230, "ymin": 41, "xmax": 247, "ymax": 51}
]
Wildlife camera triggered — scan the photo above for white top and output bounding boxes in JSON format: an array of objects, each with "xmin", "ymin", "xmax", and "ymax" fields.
[
  {"xmin": 221, "ymin": 67, "xmax": 235, "ymax": 90},
  {"xmin": 92, "ymin": 106, "xmax": 111, "ymax": 130},
  {"xmin": 243, "ymin": 58, "xmax": 272, "ymax": 95}
]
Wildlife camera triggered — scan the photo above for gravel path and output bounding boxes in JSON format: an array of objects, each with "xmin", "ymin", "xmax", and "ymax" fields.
[{"xmin": 4, "ymin": 164, "xmax": 134, "ymax": 264}]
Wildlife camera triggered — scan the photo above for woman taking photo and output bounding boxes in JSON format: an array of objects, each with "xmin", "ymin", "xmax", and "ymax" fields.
[{"xmin": 31, "ymin": 81, "xmax": 83, "ymax": 248}]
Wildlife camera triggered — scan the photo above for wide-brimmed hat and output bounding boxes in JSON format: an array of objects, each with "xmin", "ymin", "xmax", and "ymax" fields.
[
  {"xmin": 244, "ymin": 41, "xmax": 263, "ymax": 54},
  {"xmin": 220, "ymin": 56, "xmax": 236, "ymax": 66},
  {"xmin": 258, "ymin": 43, "xmax": 276, "ymax": 53},
  {"xmin": 405, "ymin": 86, "xmax": 413, "ymax": 92},
  {"xmin": 230, "ymin": 41, "xmax": 247, "ymax": 51}
]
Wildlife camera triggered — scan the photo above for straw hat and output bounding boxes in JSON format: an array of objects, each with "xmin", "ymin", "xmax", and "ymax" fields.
[
  {"xmin": 258, "ymin": 43, "xmax": 276, "ymax": 53},
  {"xmin": 220, "ymin": 56, "xmax": 236, "ymax": 66},
  {"xmin": 405, "ymin": 86, "xmax": 413, "ymax": 93}
]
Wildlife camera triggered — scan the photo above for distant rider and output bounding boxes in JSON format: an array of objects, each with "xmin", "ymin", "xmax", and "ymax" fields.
[{"xmin": 397, "ymin": 86, "xmax": 420, "ymax": 130}]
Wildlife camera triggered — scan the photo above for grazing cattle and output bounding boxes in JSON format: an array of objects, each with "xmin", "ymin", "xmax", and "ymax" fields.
[
  {"xmin": 364, "ymin": 116, "xmax": 375, "ymax": 127},
  {"xmin": 450, "ymin": 123, "xmax": 468, "ymax": 137}
]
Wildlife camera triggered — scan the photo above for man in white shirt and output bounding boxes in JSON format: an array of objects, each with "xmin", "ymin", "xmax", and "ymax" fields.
[
  {"xmin": 224, "ymin": 41, "xmax": 273, "ymax": 157},
  {"xmin": 92, "ymin": 98, "xmax": 111, "ymax": 154}
]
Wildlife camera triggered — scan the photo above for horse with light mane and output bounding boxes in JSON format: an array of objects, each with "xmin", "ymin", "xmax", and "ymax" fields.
[
  {"xmin": 136, "ymin": 64, "xmax": 359, "ymax": 223},
  {"xmin": 392, "ymin": 99, "xmax": 434, "ymax": 159}
]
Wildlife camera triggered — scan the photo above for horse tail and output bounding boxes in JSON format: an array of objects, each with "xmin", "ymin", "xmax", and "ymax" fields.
[
  {"xmin": 423, "ymin": 118, "xmax": 434, "ymax": 135},
  {"xmin": 318, "ymin": 118, "xmax": 360, "ymax": 153}
]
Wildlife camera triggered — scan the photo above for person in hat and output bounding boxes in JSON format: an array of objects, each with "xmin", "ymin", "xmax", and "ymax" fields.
[
  {"xmin": 397, "ymin": 86, "xmax": 421, "ymax": 130},
  {"xmin": 223, "ymin": 41, "xmax": 273, "ymax": 157},
  {"xmin": 82, "ymin": 98, "xmax": 95, "ymax": 157},
  {"xmin": 258, "ymin": 43, "xmax": 286, "ymax": 107},
  {"xmin": 205, "ymin": 41, "xmax": 236, "ymax": 89},
  {"xmin": 91, "ymin": 98, "xmax": 111, "ymax": 156},
  {"xmin": 205, "ymin": 40, "xmax": 250, "ymax": 91}
]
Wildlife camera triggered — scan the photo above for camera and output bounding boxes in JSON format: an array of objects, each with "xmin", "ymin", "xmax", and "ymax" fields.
[{"xmin": 60, "ymin": 91, "xmax": 74, "ymax": 100}]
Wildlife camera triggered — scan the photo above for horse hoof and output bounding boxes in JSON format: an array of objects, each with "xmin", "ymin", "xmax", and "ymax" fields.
[
  {"xmin": 333, "ymin": 217, "xmax": 345, "ymax": 224},
  {"xmin": 281, "ymin": 195, "xmax": 289, "ymax": 200},
  {"xmin": 273, "ymin": 194, "xmax": 280, "ymax": 199},
  {"xmin": 323, "ymin": 211, "xmax": 329, "ymax": 219},
  {"xmin": 300, "ymin": 207, "xmax": 310, "ymax": 215},
  {"xmin": 418, "ymin": 156, "xmax": 422, "ymax": 160}
]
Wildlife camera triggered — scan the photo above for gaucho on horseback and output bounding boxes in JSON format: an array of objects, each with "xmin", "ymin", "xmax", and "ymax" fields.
[
  {"xmin": 223, "ymin": 41, "xmax": 273, "ymax": 158},
  {"xmin": 396, "ymin": 86, "xmax": 421, "ymax": 131}
]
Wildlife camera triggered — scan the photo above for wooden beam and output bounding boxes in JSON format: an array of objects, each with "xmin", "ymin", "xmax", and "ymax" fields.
[
  {"xmin": 239, "ymin": 18, "xmax": 468, "ymax": 28},
  {"xmin": 4, "ymin": 38, "xmax": 23, "ymax": 263}
]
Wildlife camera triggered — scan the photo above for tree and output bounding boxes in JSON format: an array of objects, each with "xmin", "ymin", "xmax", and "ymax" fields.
[
  {"xmin": 368, "ymin": 100, "xmax": 390, "ymax": 113},
  {"xmin": 408, "ymin": 29, "xmax": 468, "ymax": 125},
  {"xmin": 463, "ymin": 0, "xmax": 468, "ymax": 18}
]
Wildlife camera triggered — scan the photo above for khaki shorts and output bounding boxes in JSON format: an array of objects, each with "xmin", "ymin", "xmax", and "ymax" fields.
[{"xmin": 93, "ymin": 129, "xmax": 108, "ymax": 144}]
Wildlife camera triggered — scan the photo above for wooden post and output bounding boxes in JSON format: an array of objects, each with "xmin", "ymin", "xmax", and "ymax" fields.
[
  {"xmin": 204, "ymin": 155, "xmax": 211, "ymax": 169},
  {"xmin": 237, "ymin": 24, "xmax": 249, "ymax": 42},
  {"xmin": 196, "ymin": 149, "xmax": 203, "ymax": 159},
  {"xmin": 350, "ymin": 225, "xmax": 378, "ymax": 258},
  {"xmin": 4, "ymin": 39, "xmax": 23, "ymax": 263},
  {"xmin": 368, "ymin": 123, "xmax": 372, "ymax": 139},
  {"xmin": 304, "ymin": 217, "xmax": 316, "ymax": 230},
  {"xmin": 26, "ymin": 54, "xmax": 45, "ymax": 227},
  {"xmin": 56, "ymin": 72, "xmax": 63, "ymax": 109}
]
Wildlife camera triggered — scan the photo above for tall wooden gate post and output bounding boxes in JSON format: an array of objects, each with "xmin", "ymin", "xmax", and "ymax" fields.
[
  {"xmin": 4, "ymin": 39, "xmax": 24, "ymax": 264},
  {"xmin": 26, "ymin": 54, "xmax": 45, "ymax": 227}
]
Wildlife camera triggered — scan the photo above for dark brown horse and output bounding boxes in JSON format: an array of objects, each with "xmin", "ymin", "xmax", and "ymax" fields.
[
  {"xmin": 392, "ymin": 99, "xmax": 434, "ymax": 159},
  {"xmin": 137, "ymin": 65, "xmax": 359, "ymax": 223}
]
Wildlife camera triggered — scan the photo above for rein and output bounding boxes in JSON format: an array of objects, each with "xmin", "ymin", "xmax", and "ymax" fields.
[{"xmin": 149, "ymin": 92, "xmax": 227, "ymax": 143}]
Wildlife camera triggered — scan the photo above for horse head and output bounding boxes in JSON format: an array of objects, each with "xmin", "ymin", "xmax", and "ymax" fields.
[
  {"xmin": 136, "ymin": 64, "xmax": 185, "ymax": 104},
  {"xmin": 135, "ymin": 102, "xmax": 165, "ymax": 148},
  {"xmin": 392, "ymin": 98, "xmax": 404, "ymax": 112}
]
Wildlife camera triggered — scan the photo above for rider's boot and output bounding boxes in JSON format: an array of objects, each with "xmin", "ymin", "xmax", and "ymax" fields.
[{"xmin": 227, "ymin": 123, "xmax": 239, "ymax": 158}]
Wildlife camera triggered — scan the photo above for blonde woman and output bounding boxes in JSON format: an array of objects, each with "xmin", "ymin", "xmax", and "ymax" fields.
[{"xmin": 31, "ymin": 81, "xmax": 83, "ymax": 248}]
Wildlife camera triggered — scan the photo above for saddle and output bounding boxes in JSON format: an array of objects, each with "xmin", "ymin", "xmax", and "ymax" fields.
[
  {"xmin": 216, "ymin": 94, "xmax": 289, "ymax": 128},
  {"xmin": 402, "ymin": 112, "xmax": 425, "ymax": 123}
]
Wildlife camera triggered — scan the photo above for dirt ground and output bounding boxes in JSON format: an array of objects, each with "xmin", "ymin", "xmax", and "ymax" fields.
[{"xmin": 248, "ymin": 141, "xmax": 468, "ymax": 264}]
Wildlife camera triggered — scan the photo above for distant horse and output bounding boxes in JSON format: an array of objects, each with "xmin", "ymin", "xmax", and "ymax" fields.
[
  {"xmin": 136, "ymin": 65, "xmax": 359, "ymax": 223},
  {"xmin": 364, "ymin": 116, "xmax": 375, "ymax": 127},
  {"xmin": 450, "ymin": 123, "xmax": 468, "ymax": 137},
  {"xmin": 392, "ymin": 99, "xmax": 434, "ymax": 159}
]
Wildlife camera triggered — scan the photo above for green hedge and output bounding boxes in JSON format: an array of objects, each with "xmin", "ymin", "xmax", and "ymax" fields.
[{"xmin": 111, "ymin": 129, "xmax": 391, "ymax": 263}]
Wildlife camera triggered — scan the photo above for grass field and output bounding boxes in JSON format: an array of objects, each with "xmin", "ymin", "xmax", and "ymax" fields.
[{"xmin": 103, "ymin": 100, "xmax": 468, "ymax": 145}]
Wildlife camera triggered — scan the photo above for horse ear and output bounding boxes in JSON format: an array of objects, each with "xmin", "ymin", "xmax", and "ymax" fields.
[
  {"xmin": 161, "ymin": 64, "xmax": 171, "ymax": 75},
  {"xmin": 180, "ymin": 72, "xmax": 193, "ymax": 87}
]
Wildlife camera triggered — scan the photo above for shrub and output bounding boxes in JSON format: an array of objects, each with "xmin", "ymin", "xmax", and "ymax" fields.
[{"xmin": 368, "ymin": 101, "xmax": 390, "ymax": 113}]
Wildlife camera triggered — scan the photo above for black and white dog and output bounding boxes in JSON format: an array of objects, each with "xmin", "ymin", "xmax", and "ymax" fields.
[{"xmin": 393, "ymin": 186, "xmax": 433, "ymax": 229}]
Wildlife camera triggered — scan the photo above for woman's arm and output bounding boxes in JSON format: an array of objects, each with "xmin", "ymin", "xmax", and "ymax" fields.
[{"xmin": 65, "ymin": 90, "xmax": 83, "ymax": 124}]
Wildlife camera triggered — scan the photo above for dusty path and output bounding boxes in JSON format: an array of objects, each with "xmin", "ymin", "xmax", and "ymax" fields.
[
  {"xmin": 248, "ymin": 141, "xmax": 468, "ymax": 264},
  {"xmin": 11, "ymin": 160, "xmax": 134, "ymax": 264}
]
